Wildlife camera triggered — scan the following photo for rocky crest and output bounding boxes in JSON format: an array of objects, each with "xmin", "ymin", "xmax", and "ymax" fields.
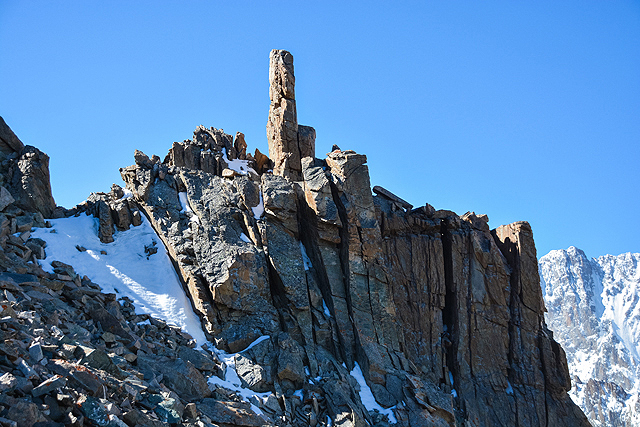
[
  {"xmin": 0, "ymin": 49, "xmax": 590, "ymax": 427},
  {"xmin": 540, "ymin": 247, "xmax": 640, "ymax": 427}
]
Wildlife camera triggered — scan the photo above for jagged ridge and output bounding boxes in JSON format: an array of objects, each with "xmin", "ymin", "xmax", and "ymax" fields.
[{"xmin": 0, "ymin": 48, "xmax": 592, "ymax": 427}]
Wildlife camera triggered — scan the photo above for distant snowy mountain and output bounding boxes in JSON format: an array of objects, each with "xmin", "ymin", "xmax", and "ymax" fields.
[{"xmin": 540, "ymin": 247, "xmax": 640, "ymax": 426}]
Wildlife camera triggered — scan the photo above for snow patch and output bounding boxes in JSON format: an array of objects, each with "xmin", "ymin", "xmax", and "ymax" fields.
[
  {"xmin": 208, "ymin": 335, "xmax": 273, "ymax": 415},
  {"xmin": 252, "ymin": 191, "xmax": 264, "ymax": 220},
  {"xmin": 178, "ymin": 191, "xmax": 200, "ymax": 224},
  {"xmin": 241, "ymin": 335, "xmax": 270, "ymax": 353},
  {"xmin": 31, "ymin": 214, "xmax": 207, "ymax": 346},
  {"xmin": 350, "ymin": 362, "xmax": 397, "ymax": 424},
  {"xmin": 240, "ymin": 233, "xmax": 251, "ymax": 243},
  {"xmin": 178, "ymin": 192, "xmax": 192, "ymax": 213},
  {"xmin": 322, "ymin": 300, "xmax": 331, "ymax": 318},
  {"xmin": 223, "ymin": 148, "xmax": 258, "ymax": 177},
  {"xmin": 300, "ymin": 242, "xmax": 312, "ymax": 270}
]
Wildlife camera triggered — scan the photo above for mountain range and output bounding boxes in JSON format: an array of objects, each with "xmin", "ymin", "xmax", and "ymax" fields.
[{"xmin": 540, "ymin": 246, "xmax": 640, "ymax": 426}]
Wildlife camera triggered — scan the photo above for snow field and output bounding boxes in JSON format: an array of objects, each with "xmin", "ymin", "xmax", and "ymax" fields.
[
  {"xmin": 32, "ymin": 214, "xmax": 207, "ymax": 346},
  {"xmin": 33, "ymin": 212, "xmax": 399, "ymax": 423}
]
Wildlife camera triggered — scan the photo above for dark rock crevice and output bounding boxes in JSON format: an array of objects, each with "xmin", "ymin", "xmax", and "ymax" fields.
[{"xmin": 440, "ymin": 219, "xmax": 458, "ymax": 392}]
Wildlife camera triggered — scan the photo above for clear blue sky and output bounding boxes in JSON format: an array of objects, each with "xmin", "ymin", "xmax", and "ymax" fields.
[{"xmin": 1, "ymin": 1, "xmax": 639, "ymax": 259}]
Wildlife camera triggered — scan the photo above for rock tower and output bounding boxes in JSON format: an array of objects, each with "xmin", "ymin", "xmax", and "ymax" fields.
[{"xmin": 267, "ymin": 49, "xmax": 316, "ymax": 181}]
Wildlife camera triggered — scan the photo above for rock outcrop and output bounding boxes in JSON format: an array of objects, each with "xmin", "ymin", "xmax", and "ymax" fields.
[
  {"xmin": 267, "ymin": 49, "xmax": 316, "ymax": 181},
  {"xmin": 0, "ymin": 117, "xmax": 57, "ymax": 218},
  {"xmin": 117, "ymin": 50, "xmax": 590, "ymax": 426},
  {"xmin": 0, "ymin": 49, "xmax": 591, "ymax": 427}
]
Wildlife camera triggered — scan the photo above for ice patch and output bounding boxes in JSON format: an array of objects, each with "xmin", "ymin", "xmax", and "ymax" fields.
[
  {"xmin": 240, "ymin": 233, "xmax": 251, "ymax": 243},
  {"xmin": 350, "ymin": 362, "xmax": 397, "ymax": 424},
  {"xmin": 252, "ymin": 191, "xmax": 264, "ymax": 220},
  {"xmin": 300, "ymin": 242, "xmax": 312, "ymax": 270},
  {"xmin": 323, "ymin": 300, "xmax": 331, "ymax": 318},
  {"xmin": 506, "ymin": 381, "xmax": 513, "ymax": 395},
  {"xmin": 31, "ymin": 214, "xmax": 207, "ymax": 346},
  {"xmin": 451, "ymin": 389, "xmax": 458, "ymax": 398},
  {"xmin": 448, "ymin": 372, "xmax": 454, "ymax": 386}
]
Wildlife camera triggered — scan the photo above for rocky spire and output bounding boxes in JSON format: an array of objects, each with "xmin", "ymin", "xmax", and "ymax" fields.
[{"xmin": 267, "ymin": 50, "xmax": 316, "ymax": 181}]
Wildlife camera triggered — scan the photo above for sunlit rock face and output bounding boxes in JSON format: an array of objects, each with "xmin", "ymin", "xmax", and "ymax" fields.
[
  {"xmin": 0, "ymin": 48, "xmax": 593, "ymax": 427},
  {"xmin": 117, "ymin": 50, "xmax": 590, "ymax": 427},
  {"xmin": 540, "ymin": 247, "xmax": 640, "ymax": 427}
]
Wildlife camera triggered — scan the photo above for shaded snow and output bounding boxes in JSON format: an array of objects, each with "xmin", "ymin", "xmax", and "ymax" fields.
[
  {"xmin": 505, "ymin": 381, "xmax": 513, "ymax": 395},
  {"xmin": 300, "ymin": 242, "xmax": 312, "ymax": 270},
  {"xmin": 208, "ymin": 335, "xmax": 273, "ymax": 415},
  {"xmin": 31, "ymin": 214, "xmax": 207, "ymax": 346},
  {"xmin": 252, "ymin": 191, "xmax": 264, "ymax": 220},
  {"xmin": 322, "ymin": 300, "xmax": 331, "ymax": 318},
  {"xmin": 350, "ymin": 362, "xmax": 397, "ymax": 424}
]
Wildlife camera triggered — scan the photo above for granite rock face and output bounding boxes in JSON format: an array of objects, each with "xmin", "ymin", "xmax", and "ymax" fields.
[
  {"xmin": 0, "ymin": 50, "xmax": 591, "ymax": 427},
  {"xmin": 116, "ymin": 50, "xmax": 590, "ymax": 426},
  {"xmin": 267, "ymin": 49, "xmax": 316, "ymax": 181},
  {"xmin": 0, "ymin": 117, "xmax": 57, "ymax": 218}
]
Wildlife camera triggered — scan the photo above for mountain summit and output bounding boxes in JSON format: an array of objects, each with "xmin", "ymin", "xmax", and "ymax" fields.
[{"xmin": 0, "ymin": 50, "xmax": 590, "ymax": 427}]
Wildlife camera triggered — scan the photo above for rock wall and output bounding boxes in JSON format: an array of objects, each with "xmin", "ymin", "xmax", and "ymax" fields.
[
  {"xmin": 0, "ymin": 117, "xmax": 57, "ymax": 218},
  {"xmin": 115, "ymin": 50, "xmax": 590, "ymax": 426}
]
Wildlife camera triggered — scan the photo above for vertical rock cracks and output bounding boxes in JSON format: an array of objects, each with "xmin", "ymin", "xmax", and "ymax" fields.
[{"xmin": 115, "ymin": 50, "xmax": 590, "ymax": 426}]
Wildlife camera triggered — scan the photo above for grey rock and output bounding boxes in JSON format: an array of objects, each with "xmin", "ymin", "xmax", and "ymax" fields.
[
  {"xmin": 0, "ymin": 186, "xmax": 15, "ymax": 211},
  {"xmin": 0, "ymin": 116, "xmax": 25, "ymax": 154},
  {"xmin": 6, "ymin": 400, "xmax": 47, "ymax": 427},
  {"xmin": 137, "ymin": 355, "xmax": 211, "ymax": 401},
  {"xmin": 235, "ymin": 353, "xmax": 272, "ymax": 392},
  {"xmin": 197, "ymin": 399, "xmax": 264, "ymax": 427},
  {"xmin": 31, "ymin": 375, "xmax": 66, "ymax": 397}
]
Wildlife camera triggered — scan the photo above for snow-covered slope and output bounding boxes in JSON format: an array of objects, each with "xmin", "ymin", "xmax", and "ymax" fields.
[
  {"xmin": 31, "ymin": 214, "xmax": 208, "ymax": 346},
  {"xmin": 540, "ymin": 247, "xmax": 640, "ymax": 426}
]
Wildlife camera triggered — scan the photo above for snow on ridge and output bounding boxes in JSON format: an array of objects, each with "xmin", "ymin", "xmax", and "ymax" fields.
[
  {"xmin": 222, "ymin": 148, "xmax": 258, "ymax": 177},
  {"xmin": 31, "ymin": 213, "xmax": 207, "ymax": 346},
  {"xmin": 32, "ymin": 214, "xmax": 282, "ymax": 419}
]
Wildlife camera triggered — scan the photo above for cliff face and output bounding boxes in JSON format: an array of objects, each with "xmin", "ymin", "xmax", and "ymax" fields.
[
  {"xmin": 540, "ymin": 247, "xmax": 640, "ymax": 427},
  {"xmin": 0, "ymin": 50, "xmax": 590, "ymax": 427},
  {"xmin": 112, "ymin": 50, "xmax": 589, "ymax": 427}
]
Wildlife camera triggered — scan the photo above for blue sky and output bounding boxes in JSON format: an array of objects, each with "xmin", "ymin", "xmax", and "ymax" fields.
[{"xmin": 1, "ymin": 1, "xmax": 639, "ymax": 259}]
